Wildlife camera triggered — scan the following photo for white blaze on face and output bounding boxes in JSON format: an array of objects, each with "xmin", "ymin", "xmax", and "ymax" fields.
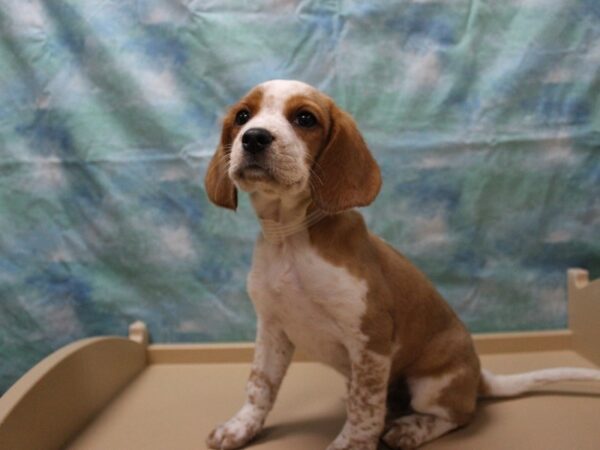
[{"xmin": 229, "ymin": 80, "xmax": 316, "ymax": 189}]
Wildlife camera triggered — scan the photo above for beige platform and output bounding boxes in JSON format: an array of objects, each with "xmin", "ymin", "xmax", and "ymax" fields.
[{"xmin": 1, "ymin": 269, "xmax": 599, "ymax": 450}]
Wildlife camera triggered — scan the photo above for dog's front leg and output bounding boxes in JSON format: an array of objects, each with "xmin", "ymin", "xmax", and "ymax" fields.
[
  {"xmin": 206, "ymin": 323, "xmax": 294, "ymax": 450},
  {"xmin": 327, "ymin": 349, "xmax": 391, "ymax": 450}
]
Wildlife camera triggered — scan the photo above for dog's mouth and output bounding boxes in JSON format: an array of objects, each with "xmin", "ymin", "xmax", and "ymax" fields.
[
  {"xmin": 231, "ymin": 149, "xmax": 306, "ymax": 191},
  {"xmin": 235, "ymin": 163, "xmax": 275, "ymax": 182}
]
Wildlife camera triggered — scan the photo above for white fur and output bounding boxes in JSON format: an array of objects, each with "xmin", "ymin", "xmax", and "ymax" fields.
[
  {"xmin": 246, "ymin": 227, "xmax": 390, "ymax": 450},
  {"xmin": 481, "ymin": 367, "xmax": 600, "ymax": 397},
  {"xmin": 249, "ymin": 232, "xmax": 369, "ymax": 376},
  {"xmin": 407, "ymin": 371, "xmax": 458, "ymax": 420}
]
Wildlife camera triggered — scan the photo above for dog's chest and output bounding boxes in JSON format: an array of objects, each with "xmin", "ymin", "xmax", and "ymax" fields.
[{"xmin": 248, "ymin": 239, "xmax": 368, "ymax": 373}]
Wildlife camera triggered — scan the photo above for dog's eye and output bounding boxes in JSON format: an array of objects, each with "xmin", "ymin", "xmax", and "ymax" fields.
[
  {"xmin": 294, "ymin": 111, "xmax": 317, "ymax": 128},
  {"xmin": 235, "ymin": 109, "xmax": 250, "ymax": 126}
]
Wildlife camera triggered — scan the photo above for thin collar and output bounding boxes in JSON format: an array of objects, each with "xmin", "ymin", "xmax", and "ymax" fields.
[{"xmin": 259, "ymin": 208, "xmax": 329, "ymax": 243}]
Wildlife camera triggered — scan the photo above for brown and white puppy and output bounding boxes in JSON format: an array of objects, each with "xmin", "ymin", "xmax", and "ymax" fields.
[{"xmin": 204, "ymin": 80, "xmax": 600, "ymax": 450}]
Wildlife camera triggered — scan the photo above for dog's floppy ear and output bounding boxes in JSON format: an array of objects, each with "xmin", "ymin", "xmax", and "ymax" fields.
[
  {"xmin": 311, "ymin": 103, "xmax": 381, "ymax": 213},
  {"xmin": 204, "ymin": 120, "xmax": 237, "ymax": 210}
]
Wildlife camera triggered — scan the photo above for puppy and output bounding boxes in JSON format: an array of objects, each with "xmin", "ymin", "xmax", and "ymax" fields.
[{"xmin": 204, "ymin": 80, "xmax": 600, "ymax": 450}]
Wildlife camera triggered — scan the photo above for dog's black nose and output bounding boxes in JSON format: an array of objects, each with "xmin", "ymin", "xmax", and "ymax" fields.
[{"xmin": 242, "ymin": 128, "xmax": 273, "ymax": 154}]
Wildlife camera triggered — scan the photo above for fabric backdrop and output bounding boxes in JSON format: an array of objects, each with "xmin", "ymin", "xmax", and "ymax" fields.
[{"xmin": 0, "ymin": 0, "xmax": 598, "ymax": 393}]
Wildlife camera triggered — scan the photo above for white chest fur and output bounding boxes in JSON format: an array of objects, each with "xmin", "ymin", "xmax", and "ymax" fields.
[{"xmin": 247, "ymin": 234, "xmax": 369, "ymax": 376}]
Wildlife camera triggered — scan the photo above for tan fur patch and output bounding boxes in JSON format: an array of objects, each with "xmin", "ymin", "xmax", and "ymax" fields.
[
  {"xmin": 308, "ymin": 211, "xmax": 481, "ymax": 428},
  {"xmin": 310, "ymin": 103, "xmax": 382, "ymax": 213},
  {"xmin": 247, "ymin": 369, "xmax": 276, "ymax": 407}
]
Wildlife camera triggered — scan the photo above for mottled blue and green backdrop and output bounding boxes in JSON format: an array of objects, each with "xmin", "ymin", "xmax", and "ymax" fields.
[{"xmin": 0, "ymin": 0, "xmax": 599, "ymax": 393}]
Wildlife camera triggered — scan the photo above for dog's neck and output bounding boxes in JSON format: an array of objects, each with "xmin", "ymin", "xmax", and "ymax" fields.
[{"xmin": 250, "ymin": 191, "xmax": 327, "ymax": 243}]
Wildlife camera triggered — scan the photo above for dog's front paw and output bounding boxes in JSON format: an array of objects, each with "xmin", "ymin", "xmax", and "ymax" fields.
[{"xmin": 206, "ymin": 416, "xmax": 261, "ymax": 450}]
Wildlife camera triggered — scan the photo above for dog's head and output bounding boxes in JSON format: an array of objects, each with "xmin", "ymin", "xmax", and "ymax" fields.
[{"xmin": 204, "ymin": 80, "xmax": 381, "ymax": 213}]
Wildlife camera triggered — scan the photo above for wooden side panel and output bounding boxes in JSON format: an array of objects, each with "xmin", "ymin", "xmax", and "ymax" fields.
[
  {"xmin": 0, "ymin": 337, "xmax": 146, "ymax": 450},
  {"xmin": 569, "ymin": 269, "xmax": 600, "ymax": 366}
]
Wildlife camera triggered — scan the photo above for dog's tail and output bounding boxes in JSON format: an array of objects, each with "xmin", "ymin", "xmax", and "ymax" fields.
[{"xmin": 479, "ymin": 367, "xmax": 600, "ymax": 398}]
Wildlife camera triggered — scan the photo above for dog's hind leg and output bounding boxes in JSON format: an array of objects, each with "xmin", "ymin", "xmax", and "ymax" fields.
[{"xmin": 382, "ymin": 367, "xmax": 478, "ymax": 449}]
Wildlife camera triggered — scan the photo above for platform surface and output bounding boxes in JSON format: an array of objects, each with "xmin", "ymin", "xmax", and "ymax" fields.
[{"xmin": 67, "ymin": 349, "xmax": 600, "ymax": 450}]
